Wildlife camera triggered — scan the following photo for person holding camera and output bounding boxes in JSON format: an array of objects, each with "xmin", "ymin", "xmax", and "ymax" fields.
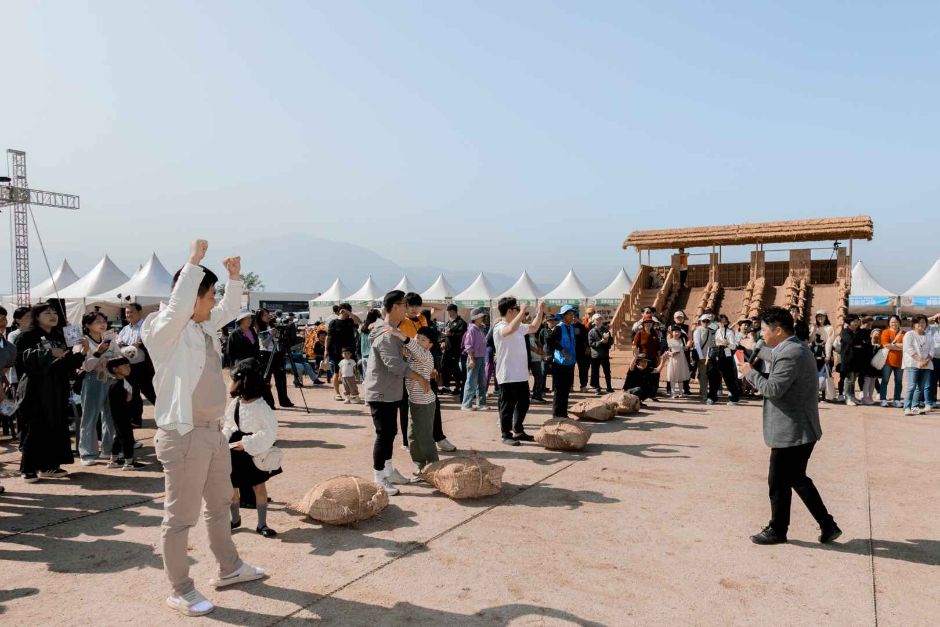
[
  {"xmin": 254, "ymin": 308, "xmax": 294, "ymax": 408},
  {"xmin": 78, "ymin": 312, "xmax": 123, "ymax": 465}
]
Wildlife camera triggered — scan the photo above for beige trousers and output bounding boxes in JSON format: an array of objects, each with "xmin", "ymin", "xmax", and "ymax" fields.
[{"xmin": 155, "ymin": 424, "xmax": 242, "ymax": 596}]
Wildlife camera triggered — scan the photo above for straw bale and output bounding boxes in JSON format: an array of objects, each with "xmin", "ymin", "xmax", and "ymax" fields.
[
  {"xmin": 288, "ymin": 475, "xmax": 389, "ymax": 525},
  {"xmin": 535, "ymin": 418, "xmax": 592, "ymax": 451},
  {"xmin": 421, "ymin": 455, "xmax": 504, "ymax": 499},
  {"xmin": 570, "ymin": 398, "xmax": 618, "ymax": 421}
]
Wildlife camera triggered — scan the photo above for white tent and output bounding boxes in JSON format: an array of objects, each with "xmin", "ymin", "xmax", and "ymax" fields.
[
  {"xmin": 346, "ymin": 276, "xmax": 384, "ymax": 304},
  {"xmin": 312, "ymin": 278, "xmax": 350, "ymax": 303},
  {"xmin": 89, "ymin": 253, "xmax": 174, "ymax": 305},
  {"xmin": 58, "ymin": 256, "xmax": 129, "ymax": 299},
  {"xmin": 593, "ymin": 268, "xmax": 633, "ymax": 305},
  {"xmin": 848, "ymin": 261, "xmax": 897, "ymax": 310},
  {"xmin": 901, "ymin": 258, "xmax": 940, "ymax": 309},
  {"xmin": 421, "ymin": 274, "xmax": 457, "ymax": 302},
  {"xmin": 392, "ymin": 275, "xmax": 420, "ymax": 294},
  {"xmin": 30, "ymin": 259, "xmax": 81, "ymax": 301},
  {"xmin": 542, "ymin": 269, "xmax": 592, "ymax": 305},
  {"xmin": 498, "ymin": 270, "xmax": 543, "ymax": 302},
  {"xmin": 453, "ymin": 273, "xmax": 498, "ymax": 307}
]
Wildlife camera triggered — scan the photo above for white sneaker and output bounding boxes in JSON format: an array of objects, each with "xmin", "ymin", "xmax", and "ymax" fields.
[
  {"xmin": 80, "ymin": 459, "xmax": 97, "ymax": 467},
  {"xmin": 209, "ymin": 562, "xmax": 266, "ymax": 588},
  {"xmin": 166, "ymin": 589, "xmax": 215, "ymax": 617},
  {"xmin": 727, "ymin": 401, "xmax": 738, "ymax": 406},
  {"xmin": 374, "ymin": 470, "xmax": 399, "ymax": 496},
  {"xmin": 107, "ymin": 459, "xmax": 124, "ymax": 469},
  {"xmin": 133, "ymin": 440, "xmax": 143, "ymax": 449},
  {"xmin": 409, "ymin": 472, "xmax": 424, "ymax": 484},
  {"xmin": 880, "ymin": 401, "xmax": 889, "ymax": 408},
  {"xmin": 385, "ymin": 463, "xmax": 409, "ymax": 485},
  {"xmin": 904, "ymin": 408, "xmax": 914, "ymax": 416},
  {"xmin": 705, "ymin": 399, "xmax": 714, "ymax": 405},
  {"xmin": 344, "ymin": 398, "xmax": 351, "ymax": 404},
  {"xmin": 892, "ymin": 400, "xmax": 902, "ymax": 408},
  {"xmin": 436, "ymin": 438, "xmax": 457, "ymax": 452},
  {"xmin": 924, "ymin": 405, "xmax": 933, "ymax": 413},
  {"xmin": 846, "ymin": 398, "xmax": 858, "ymax": 407}
]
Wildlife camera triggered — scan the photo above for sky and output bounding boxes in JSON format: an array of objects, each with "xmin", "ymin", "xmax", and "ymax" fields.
[{"xmin": 1, "ymin": 1, "xmax": 938, "ymax": 295}]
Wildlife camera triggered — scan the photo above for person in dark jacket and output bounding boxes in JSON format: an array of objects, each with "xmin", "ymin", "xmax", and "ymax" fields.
[
  {"xmin": 572, "ymin": 314, "xmax": 591, "ymax": 392},
  {"xmin": 789, "ymin": 306, "xmax": 810, "ymax": 343},
  {"xmin": 14, "ymin": 303, "xmax": 87, "ymax": 483},
  {"xmin": 547, "ymin": 306, "xmax": 578, "ymax": 417},
  {"xmin": 839, "ymin": 315, "xmax": 868, "ymax": 406},
  {"xmin": 622, "ymin": 353, "xmax": 657, "ymax": 401},
  {"xmin": 587, "ymin": 314, "xmax": 613, "ymax": 393},
  {"xmin": 226, "ymin": 312, "xmax": 259, "ymax": 365},
  {"xmin": 441, "ymin": 304, "xmax": 467, "ymax": 394}
]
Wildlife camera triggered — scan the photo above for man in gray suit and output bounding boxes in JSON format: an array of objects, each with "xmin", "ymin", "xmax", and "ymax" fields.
[{"xmin": 738, "ymin": 307, "xmax": 841, "ymax": 545}]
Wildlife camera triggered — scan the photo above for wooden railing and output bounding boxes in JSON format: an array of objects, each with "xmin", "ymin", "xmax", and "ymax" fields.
[
  {"xmin": 612, "ymin": 264, "xmax": 650, "ymax": 347},
  {"xmin": 652, "ymin": 267, "xmax": 677, "ymax": 314}
]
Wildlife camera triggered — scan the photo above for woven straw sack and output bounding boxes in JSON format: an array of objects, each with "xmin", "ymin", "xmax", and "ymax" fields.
[
  {"xmin": 569, "ymin": 398, "xmax": 617, "ymax": 421},
  {"xmin": 421, "ymin": 455, "xmax": 504, "ymax": 499},
  {"xmin": 535, "ymin": 418, "xmax": 591, "ymax": 451},
  {"xmin": 288, "ymin": 475, "xmax": 389, "ymax": 525},
  {"xmin": 600, "ymin": 391, "xmax": 641, "ymax": 415}
]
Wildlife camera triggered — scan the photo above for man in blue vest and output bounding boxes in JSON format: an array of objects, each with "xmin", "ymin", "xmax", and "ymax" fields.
[{"xmin": 547, "ymin": 305, "xmax": 578, "ymax": 417}]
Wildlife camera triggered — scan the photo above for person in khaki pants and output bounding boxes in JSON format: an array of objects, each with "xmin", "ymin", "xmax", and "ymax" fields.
[{"xmin": 142, "ymin": 240, "xmax": 266, "ymax": 617}]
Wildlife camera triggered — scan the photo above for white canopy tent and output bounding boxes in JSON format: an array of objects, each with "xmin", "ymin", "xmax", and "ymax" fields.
[
  {"xmin": 421, "ymin": 274, "xmax": 457, "ymax": 302},
  {"xmin": 30, "ymin": 259, "xmax": 81, "ymax": 301},
  {"xmin": 312, "ymin": 278, "xmax": 350, "ymax": 304},
  {"xmin": 542, "ymin": 269, "xmax": 592, "ymax": 306},
  {"xmin": 89, "ymin": 253, "xmax": 174, "ymax": 306},
  {"xmin": 900, "ymin": 258, "xmax": 940, "ymax": 311},
  {"xmin": 57, "ymin": 255, "xmax": 129, "ymax": 325},
  {"xmin": 392, "ymin": 275, "xmax": 420, "ymax": 294},
  {"xmin": 592, "ymin": 268, "xmax": 633, "ymax": 306},
  {"xmin": 453, "ymin": 273, "xmax": 498, "ymax": 307},
  {"xmin": 848, "ymin": 261, "xmax": 897, "ymax": 312},
  {"xmin": 498, "ymin": 270, "xmax": 543, "ymax": 303},
  {"xmin": 346, "ymin": 276, "xmax": 384, "ymax": 305}
]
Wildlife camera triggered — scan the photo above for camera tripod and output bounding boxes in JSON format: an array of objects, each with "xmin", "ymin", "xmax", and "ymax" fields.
[{"xmin": 260, "ymin": 328, "xmax": 310, "ymax": 414}]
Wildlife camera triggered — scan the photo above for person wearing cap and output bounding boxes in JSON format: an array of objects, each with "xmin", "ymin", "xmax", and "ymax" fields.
[
  {"xmin": 738, "ymin": 307, "xmax": 841, "ymax": 546},
  {"xmin": 666, "ymin": 311, "xmax": 692, "ymax": 396},
  {"xmin": 693, "ymin": 313, "xmax": 717, "ymax": 403},
  {"xmin": 632, "ymin": 314, "xmax": 661, "ymax": 399},
  {"xmin": 547, "ymin": 305, "xmax": 579, "ymax": 417},
  {"xmin": 492, "ymin": 297, "xmax": 546, "ymax": 445},
  {"xmin": 225, "ymin": 311, "xmax": 258, "ymax": 366},
  {"xmin": 442, "ymin": 304, "xmax": 467, "ymax": 395},
  {"xmin": 461, "ymin": 307, "xmax": 489, "ymax": 411},
  {"xmin": 588, "ymin": 313, "xmax": 614, "ymax": 393}
]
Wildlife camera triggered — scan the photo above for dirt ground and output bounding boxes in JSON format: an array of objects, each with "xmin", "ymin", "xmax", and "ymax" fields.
[{"xmin": 0, "ymin": 381, "xmax": 937, "ymax": 626}]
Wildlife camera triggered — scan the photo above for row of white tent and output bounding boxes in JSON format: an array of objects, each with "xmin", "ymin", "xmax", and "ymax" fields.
[
  {"xmin": 312, "ymin": 268, "xmax": 635, "ymax": 307},
  {"xmin": 850, "ymin": 259, "xmax": 940, "ymax": 310}
]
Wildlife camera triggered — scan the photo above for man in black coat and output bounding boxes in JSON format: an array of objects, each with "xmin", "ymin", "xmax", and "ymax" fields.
[
  {"xmin": 572, "ymin": 314, "xmax": 591, "ymax": 392},
  {"xmin": 839, "ymin": 315, "xmax": 868, "ymax": 406},
  {"xmin": 441, "ymin": 304, "xmax": 467, "ymax": 394}
]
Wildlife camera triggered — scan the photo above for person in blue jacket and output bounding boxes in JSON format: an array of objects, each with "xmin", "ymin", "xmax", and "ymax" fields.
[{"xmin": 547, "ymin": 305, "xmax": 578, "ymax": 417}]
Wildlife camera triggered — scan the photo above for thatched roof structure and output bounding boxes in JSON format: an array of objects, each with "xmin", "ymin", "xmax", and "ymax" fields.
[{"xmin": 623, "ymin": 216, "xmax": 873, "ymax": 251}]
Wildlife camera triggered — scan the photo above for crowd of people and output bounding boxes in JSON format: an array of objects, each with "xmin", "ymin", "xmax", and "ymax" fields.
[{"xmin": 1, "ymin": 238, "xmax": 939, "ymax": 616}]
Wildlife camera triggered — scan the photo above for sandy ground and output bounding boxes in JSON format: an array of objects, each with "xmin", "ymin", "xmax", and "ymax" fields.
[{"xmin": 0, "ymin": 381, "xmax": 937, "ymax": 626}]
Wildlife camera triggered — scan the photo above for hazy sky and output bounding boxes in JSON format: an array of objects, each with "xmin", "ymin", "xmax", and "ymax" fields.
[{"xmin": 2, "ymin": 1, "xmax": 937, "ymax": 295}]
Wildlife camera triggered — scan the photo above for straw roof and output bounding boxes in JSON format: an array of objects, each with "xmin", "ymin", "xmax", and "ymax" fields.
[{"xmin": 623, "ymin": 216, "xmax": 873, "ymax": 251}]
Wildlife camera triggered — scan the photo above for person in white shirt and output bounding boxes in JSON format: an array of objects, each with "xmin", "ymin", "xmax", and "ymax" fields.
[
  {"xmin": 692, "ymin": 314, "xmax": 716, "ymax": 402},
  {"xmin": 338, "ymin": 348, "xmax": 361, "ymax": 403},
  {"xmin": 901, "ymin": 315, "xmax": 934, "ymax": 415},
  {"xmin": 493, "ymin": 297, "xmax": 546, "ymax": 446},
  {"xmin": 712, "ymin": 314, "xmax": 742, "ymax": 405},
  {"xmin": 141, "ymin": 240, "xmax": 265, "ymax": 617},
  {"xmin": 117, "ymin": 302, "xmax": 157, "ymax": 406}
]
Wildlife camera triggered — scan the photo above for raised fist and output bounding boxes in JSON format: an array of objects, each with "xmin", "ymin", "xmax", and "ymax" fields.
[{"xmin": 189, "ymin": 240, "xmax": 208, "ymax": 265}]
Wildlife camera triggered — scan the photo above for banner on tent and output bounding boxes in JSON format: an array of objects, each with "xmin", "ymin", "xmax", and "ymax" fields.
[
  {"xmin": 454, "ymin": 300, "xmax": 490, "ymax": 307},
  {"xmin": 901, "ymin": 296, "xmax": 940, "ymax": 307},
  {"xmin": 544, "ymin": 299, "xmax": 586, "ymax": 306},
  {"xmin": 848, "ymin": 296, "xmax": 894, "ymax": 307}
]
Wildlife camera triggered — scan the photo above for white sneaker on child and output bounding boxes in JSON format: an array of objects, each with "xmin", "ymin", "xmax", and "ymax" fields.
[{"xmin": 166, "ymin": 589, "xmax": 215, "ymax": 617}]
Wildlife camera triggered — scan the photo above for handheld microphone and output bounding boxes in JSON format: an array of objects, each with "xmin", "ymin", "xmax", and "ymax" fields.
[{"xmin": 748, "ymin": 339, "xmax": 765, "ymax": 365}]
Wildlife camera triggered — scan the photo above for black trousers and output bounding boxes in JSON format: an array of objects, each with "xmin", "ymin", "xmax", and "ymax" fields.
[
  {"xmin": 590, "ymin": 355, "xmax": 612, "ymax": 391},
  {"xmin": 442, "ymin": 351, "xmax": 464, "ymax": 391},
  {"xmin": 261, "ymin": 351, "xmax": 291, "ymax": 406},
  {"xmin": 577, "ymin": 353, "xmax": 591, "ymax": 388},
  {"xmin": 498, "ymin": 381, "xmax": 530, "ymax": 438},
  {"xmin": 707, "ymin": 355, "xmax": 740, "ymax": 402},
  {"xmin": 369, "ymin": 401, "xmax": 399, "ymax": 471},
  {"xmin": 398, "ymin": 383, "xmax": 410, "ymax": 447},
  {"xmin": 768, "ymin": 442, "xmax": 834, "ymax": 535},
  {"xmin": 130, "ymin": 355, "xmax": 157, "ymax": 404},
  {"xmin": 110, "ymin": 408, "xmax": 136, "ymax": 460},
  {"xmin": 430, "ymin": 380, "xmax": 446, "ymax": 442},
  {"xmin": 552, "ymin": 364, "xmax": 575, "ymax": 417}
]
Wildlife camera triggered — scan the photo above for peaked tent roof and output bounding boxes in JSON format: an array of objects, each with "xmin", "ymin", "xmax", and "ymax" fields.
[
  {"xmin": 30, "ymin": 259, "xmax": 81, "ymax": 300},
  {"xmin": 498, "ymin": 271, "xmax": 543, "ymax": 302},
  {"xmin": 346, "ymin": 276, "xmax": 384, "ymax": 304},
  {"xmin": 453, "ymin": 273, "xmax": 498, "ymax": 305},
  {"xmin": 392, "ymin": 275, "xmax": 419, "ymax": 293},
  {"xmin": 903, "ymin": 258, "xmax": 940, "ymax": 301},
  {"xmin": 421, "ymin": 274, "xmax": 458, "ymax": 301},
  {"xmin": 89, "ymin": 253, "xmax": 174, "ymax": 304},
  {"xmin": 593, "ymin": 268, "xmax": 633, "ymax": 303},
  {"xmin": 848, "ymin": 261, "xmax": 896, "ymax": 308},
  {"xmin": 312, "ymin": 278, "xmax": 350, "ymax": 303},
  {"xmin": 57, "ymin": 255, "xmax": 130, "ymax": 299},
  {"xmin": 542, "ymin": 269, "xmax": 592, "ymax": 304}
]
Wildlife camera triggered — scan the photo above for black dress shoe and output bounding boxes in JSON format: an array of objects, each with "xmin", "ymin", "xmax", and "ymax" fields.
[
  {"xmin": 750, "ymin": 526, "xmax": 787, "ymax": 545},
  {"xmin": 280, "ymin": 401, "xmax": 296, "ymax": 408},
  {"xmin": 256, "ymin": 525, "xmax": 278, "ymax": 538},
  {"xmin": 512, "ymin": 432, "xmax": 535, "ymax": 442},
  {"xmin": 230, "ymin": 518, "xmax": 241, "ymax": 530},
  {"xmin": 819, "ymin": 524, "xmax": 842, "ymax": 544}
]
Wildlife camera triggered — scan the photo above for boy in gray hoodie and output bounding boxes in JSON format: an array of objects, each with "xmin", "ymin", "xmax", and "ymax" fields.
[{"xmin": 363, "ymin": 290, "xmax": 430, "ymax": 495}]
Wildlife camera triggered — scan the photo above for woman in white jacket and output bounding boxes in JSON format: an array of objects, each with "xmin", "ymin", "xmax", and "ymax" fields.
[{"xmin": 223, "ymin": 358, "xmax": 282, "ymax": 538}]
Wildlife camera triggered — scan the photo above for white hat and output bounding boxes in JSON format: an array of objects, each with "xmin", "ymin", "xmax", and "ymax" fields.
[
  {"xmin": 590, "ymin": 313, "xmax": 603, "ymax": 322},
  {"xmin": 699, "ymin": 313, "xmax": 713, "ymax": 322},
  {"xmin": 674, "ymin": 310, "xmax": 686, "ymax": 319},
  {"xmin": 235, "ymin": 310, "xmax": 253, "ymax": 323},
  {"xmin": 815, "ymin": 309, "xmax": 827, "ymax": 316}
]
